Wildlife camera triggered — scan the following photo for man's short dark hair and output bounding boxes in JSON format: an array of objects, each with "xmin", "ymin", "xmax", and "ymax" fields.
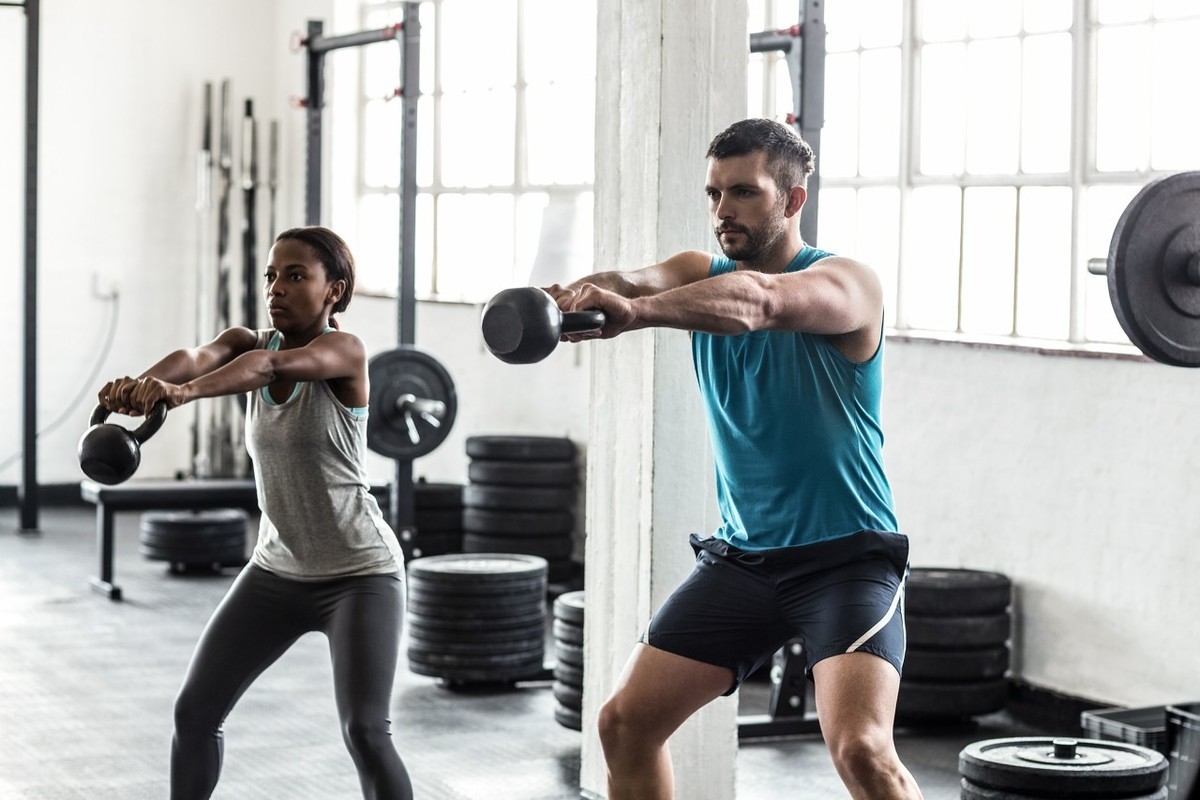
[{"xmin": 706, "ymin": 118, "xmax": 816, "ymax": 192}]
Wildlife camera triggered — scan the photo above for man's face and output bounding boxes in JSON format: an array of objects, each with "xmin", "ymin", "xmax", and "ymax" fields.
[{"xmin": 705, "ymin": 151, "xmax": 789, "ymax": 262}]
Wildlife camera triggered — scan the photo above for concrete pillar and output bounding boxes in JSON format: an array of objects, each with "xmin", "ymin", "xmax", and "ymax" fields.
[{"xmin": 580, "ymin": 1, "xmax": 747, "ymax": 797}]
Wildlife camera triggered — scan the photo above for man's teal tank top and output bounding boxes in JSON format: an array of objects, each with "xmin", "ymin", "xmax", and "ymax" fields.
[{"xmin": 690, "ymin": 246, "xmax": 898, "ymax": 550}]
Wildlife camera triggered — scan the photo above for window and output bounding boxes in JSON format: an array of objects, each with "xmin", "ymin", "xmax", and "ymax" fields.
[
  {"xmin": 346, "ymin": 0, "xmax": 597, "ymax": 303},
  {"xmin": 748, "ymin": 0, "xmax": 1200, "ymax": 351}
]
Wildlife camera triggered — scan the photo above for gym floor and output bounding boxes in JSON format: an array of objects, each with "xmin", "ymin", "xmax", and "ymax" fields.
[{"xmin": 0, "ymin": 507, "xmax": 1049, "ymax": 799}]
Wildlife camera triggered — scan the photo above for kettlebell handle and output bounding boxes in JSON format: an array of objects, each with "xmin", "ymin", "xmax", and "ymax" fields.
[{"xmin": 89, "ymin": 402, "xmax": 169, "ymax": 443}]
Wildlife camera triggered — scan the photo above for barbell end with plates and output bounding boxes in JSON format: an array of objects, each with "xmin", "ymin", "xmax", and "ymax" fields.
[{"xmin": 366, "ymin": 346, "xmax": 457, "ymax": 459}]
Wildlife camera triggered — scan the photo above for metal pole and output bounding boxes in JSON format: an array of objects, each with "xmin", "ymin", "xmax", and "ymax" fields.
[
  {"xmin": 392, "ymin": 3, "xmax": 421, "ymax": 546},
  {"xmin": 19, "ymin": 0, "xmax": 40, "ymax": 533},
  {"xmin": 797, "ymin": 0, "xmax": 825, "ymax": 247},
  {"xmin": 304, "ymin": 20, "xmax": 324, "ymax": 225}
]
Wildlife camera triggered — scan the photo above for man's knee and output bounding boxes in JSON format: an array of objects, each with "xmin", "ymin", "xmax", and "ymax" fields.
[
  {"xmin": 597, "ymin": 693, "xmax": 655, "ymax": 754},
  {"xmin": 828, "ymin": 730, "xmax": 895, "ymax": 780}
]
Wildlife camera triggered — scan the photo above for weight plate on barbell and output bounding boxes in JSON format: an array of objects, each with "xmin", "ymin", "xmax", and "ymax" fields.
[
  {"xmin": 1107, "ymin": 171, "xmax": 1200, "ymax": 367},
  {"xmin": 367, "ymin": 346, "xmax": 458, "ymax": 459}
]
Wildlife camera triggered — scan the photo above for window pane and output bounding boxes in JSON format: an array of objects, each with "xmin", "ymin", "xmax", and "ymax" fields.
[
  {"xmin": 1015, "ymin": 187, "xmax": 1072, "ymax": 340},
  {"xmin": 440, "ymin": 89, "xmax": 515, "ymax": 187},
  {"xmin": 747, "ymin": 53, "xmax": 767, "ymax": 119},
  {"xmin": 859, "ymin": 48, "xmax": 900, "ymax": 177},
  {"xmin": 960, "ymin": 187, "xmax": 1017, "ymax": 336},
  {"xmin": 919, "ymin": 43, "xmax": 966, "ymax": 175},
  {"xmin": 524, "ymin": 0, "xmax": 596, "ymax": 82},
  {"xmin": 527, "ymin": 84, "xmax": 595, "ymax": 185},
  {"xmin": 1095, "ymin": 26, "xmax": 1151, "ymax": 172},
  {"xmin": 822, "ymin": 53, "xmax": 859, "ymax": 178},
  {"xmin": 524, "ymin": 192, "xmax": 595, "ymax": 287},
  {"xmin": 1155, "ymin": 0, "xmax": 1198, "ymax": 18},
  {"xmin": 417, "ymin": 95, "xmax": 434, "ymax": 187},
  {"xmin": 816, "ymin": 187, "xmax": 857, "ymax": 254},
  {"xmin": 859, "ymin": 0, "xmax": 902, "ymax": 48},
  {"xmin": 364, "ymin": 99, "xmax": 402, "ymax": 189},
  {"xmin": 1097, "ymin": 0, "xmax": 1152, "ymax": 24},
  {"xmin": 356, "ymin": 193, "xmax": 400, "ymax": 294},
  {"xmin": 772, "ymin": 58, "xmax": 793, "ymax": 118},
  {"xmin": 904, "ymin": 187, "xmax": 962, "ymax": 331},
  {"xmin": 362, "ymin": 31, "xmax": 401, "ymax": 100},
  {"xmin": 824, "ymin": 0, "xmax": 860, "ymax": 52},
  {"xmin": 1083, "ymin": 185, "xmax": 1140, "ymax": 342},
  {"xmin": 435, "ymin": 193, "xmax": 515, "ymax": 300},
  {"xmin": 419, "ymin": 2, "xmax": 435, "ymax": 96},
  {"xmin": 440, "ymin": 0, "xmax": 517, "ymax": 91},
  {"xmin": 921, "ymin": 0, "xmax": 968, "ymax": 42},
  {"xmin": 966, "ymin": 38, "xmax": 1020, "ymax": 175},
  {"xmin": 1021, "ymin": 34, "xmax": 1071, "ymax": 173},
  {"xmin": 416, "ymin": 193, "xmax": 433, "ymax": 296},
  {"xmin": 857, "ymin": 187, "xmax": 901, "ymax": 325},
  {"xmin": 1151, "ymin": 21, "xmax": 1200, "ymax": 170},
  {"xmin": 968, "ymin": 0, "xmax": 1021, "ymax": 38},
  {"xmin": 1023, "ymin": 0, "xmax": 1072, "ymax": 33}
]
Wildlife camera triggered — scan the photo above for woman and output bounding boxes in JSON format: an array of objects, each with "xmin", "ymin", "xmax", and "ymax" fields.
[{"xmin": 98, "ymin": 226, "xmax": 412, "ymax": 800}]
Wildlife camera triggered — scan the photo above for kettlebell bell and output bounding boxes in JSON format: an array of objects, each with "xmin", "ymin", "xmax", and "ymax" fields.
[
  {"xmin": 77, "ymin": 402, "xmax": 169, "ymax": 485},
  {"xmin": 481, "ymin": 287, "xmax": 606, "ymax": 364}
]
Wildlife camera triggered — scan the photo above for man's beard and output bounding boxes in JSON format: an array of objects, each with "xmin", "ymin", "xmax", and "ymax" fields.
[{"xmin": 714, "ymin": 206, "xmax": 787, "ymax": 262}]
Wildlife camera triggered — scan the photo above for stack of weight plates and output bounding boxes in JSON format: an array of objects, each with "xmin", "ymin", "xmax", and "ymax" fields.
[
  {"xmin": 138, "ymin": 509, "xmax": 249, "ymax": 575},
  {"xmin": 406, "ymin": 553, "xmax": 549, "ymax": 684},
  {"xmin": 552, "ymin": 591, "xmax": 585, "ymax": 730},
  {"xmin": 463, "ymin": 435, "xmax": 580, "ymax": 586},
  {"xmin": 404, "ymin": 480, "xmax": 464, "ymax": 560},
  {"xmin": 959, "ymin": 737, "xmax": 1168, "ymax": 799},
  {"xmin": 898, "ymin": 567, "xmax": 1012, "ymax": 722}
]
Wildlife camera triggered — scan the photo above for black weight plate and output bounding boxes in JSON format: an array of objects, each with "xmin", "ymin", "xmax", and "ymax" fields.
[
  {"xmin": 408, "ymin": 652, "xmax": 545, "ymax": 683},
  {"xmin": 406, "ymin": 588, "xmax": 545, "ymax": 612},
  {"xmin": 139, "ymin": 529, "xmax": 247, "ymax": 549},
  {"xmin": 904, "ymin": 647, "xmax": 1009, "ymax": 682},
  {"xmin": 410, "ymin": 510, "xmax": 463, "ymax": 533},
  {"xmin": 140, "ymin": 508, "xmax": 248, "ymax": 534},
  {"xmin": 897, "ymin": 679, "xmax": 1008, "ymax": 720},
  {"xmin": 407, "ymin": 632, "xmax": 545, "ymax": 657},
  {"xmin": 554, "ymin": 591, "xmax": 585, "ymax": 625},
  {"xmin": 407, "ymin": 608, "xmax": 546, "ymax": 633},
  {"xmin": 462, "ymin": 533, "xmax": 575, "ymax": 560},
  {"xmin": 553, "ymin": 618, "xmax": 584, "ymax": 645},
  {"xmin": 1107, "ymin": 171, "xmax": 1200, "ymax": 367},
  {"xmin": 553, "ymin": 681, "xmax": 583, "ymax": 710},
  {"xmin": 414, "ymin": 480, "xmax": 464, "ymax": 509},
  {"xmin": 139, "ymin": 543, "xmax": 247, "ymax": 564},
  {"xmin": 463, "ymin": 508, "xmax": 576, "ymax": 536},
  {"xmin": 960, "ymin": 737, "xmax": 1168, "ymax": 797},
  {"xmin": 406, "ymin": 597, "xmax": 546, "ymax": 620},
  {"xmin": 367, "ymin": 346, "xmax": 458, "ymax": 458},
  {"xmin": 907, "ymin": 613, "xmax": 1011, "ymax": 648},
  {"xmin": 555, "ymin": 640, "xmax": 583, "ymax": 667},
  {"xmin": 463, "ymin": 484, "xmax": 577, "ymax": 512},
  {"xmin": 547, "ymin": 559, "xmax": 583, "ymax": 587},
  {"xmin": 907, "ymin": 568, "xmax": 1012, "ymax": 617},
  {"xmin": 407, "ymin": 619, "xmax": 546, "ymax": 645},
  {"xmin": 554, "ymin": 702, "xmax": 583, "ymax": 731},
  {"xmin": 468, "ymin": 459, "xmax": 578, "ymax": 487},
  {"xmin": 407, "ymin": 552, "xmax": 548, "ymax": 583},
  {"xmin": 960, "ymin": 777, "xmax": 1168, "ymax": 800},
  {"xmin": 406, "ymin": 574, "xmax": 546, "ymax": 599},
  {"xmin": 465, "ymin": 435, "xmax": 576, "ymax": 462},
  {"xmin": 554, "ymin": 662, "xmax": 584, "ymax": 687}
]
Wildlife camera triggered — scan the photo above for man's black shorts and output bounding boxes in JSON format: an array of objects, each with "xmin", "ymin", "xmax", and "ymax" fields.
[{"xmin": 642, "ymin": 529, "xmax": 910, "ymax": 695}]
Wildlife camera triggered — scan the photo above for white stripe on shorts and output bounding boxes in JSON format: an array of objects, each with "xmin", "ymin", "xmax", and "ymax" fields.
[{"xmin": 844, "ymin": 577, "xmax": 905, "ymax": 654}]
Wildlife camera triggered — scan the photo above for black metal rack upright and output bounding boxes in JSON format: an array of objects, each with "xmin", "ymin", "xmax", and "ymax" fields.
[
  {"xmin": 299, "ymin": 4, "xmax": 422, "ymax": 543},
  {"xmin": 2, "ymin": 0, "xmax": 41, "ymax": 533},
  {"xmin": 749, "ymin": 0, "xmax": 826, "ymax": 247}
]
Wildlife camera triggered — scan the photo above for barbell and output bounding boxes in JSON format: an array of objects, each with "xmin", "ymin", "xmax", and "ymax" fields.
[
  {"xmin": 1094, "ymin": 170, "xmax": 1200, "ymax": 367},
  {"xmin": 78, "ymin": 346, "xmax": 458, "ymax": 484}
]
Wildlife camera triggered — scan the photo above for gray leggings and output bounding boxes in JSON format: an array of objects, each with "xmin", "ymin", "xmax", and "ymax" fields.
[{"xmin": 170, "ymin": 564, "xmax": 412, "ymax": 800}]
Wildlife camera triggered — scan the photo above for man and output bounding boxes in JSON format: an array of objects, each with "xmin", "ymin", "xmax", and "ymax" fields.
[{"xmin": 545, "ymin": 118, "xmax": 921, "ymax": 800}]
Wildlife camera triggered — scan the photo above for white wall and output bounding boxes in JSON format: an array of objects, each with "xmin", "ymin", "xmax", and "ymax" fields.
[
  {"xmin": 2, "ymin": 0, "xmax": 1195, "ymax": 716},
  {"xmin": 884, "ymin": 340, "xmax": 1200, "ymax": 707}
]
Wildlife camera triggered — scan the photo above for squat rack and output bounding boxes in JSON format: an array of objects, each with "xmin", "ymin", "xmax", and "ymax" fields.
[
  {"xmin": 298, "ymin": 4, "xmax": 424, "ymax": 544},
  {"xmin": 3, "ymin": 0, "xmax": 41, "ymax": 534}
]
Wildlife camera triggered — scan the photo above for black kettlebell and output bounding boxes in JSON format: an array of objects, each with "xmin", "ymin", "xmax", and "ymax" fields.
[
  {"xmin": 481, "ymin": 287, "xmax": 606, "ymax": 364},
  {"xmin": 77, "ymin": 402, "xmax": 169, "ymax": 485}
]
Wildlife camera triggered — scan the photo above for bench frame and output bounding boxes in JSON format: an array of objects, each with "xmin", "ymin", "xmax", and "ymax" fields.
[{"xmin": 79, "ymin": 479, "xmax": 260, "ymax": 600}]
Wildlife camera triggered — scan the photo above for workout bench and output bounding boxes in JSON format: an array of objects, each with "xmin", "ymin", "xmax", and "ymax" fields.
[{"xmin": 79, "ymin": 479, "xmax": 260, "ymax": 601}]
